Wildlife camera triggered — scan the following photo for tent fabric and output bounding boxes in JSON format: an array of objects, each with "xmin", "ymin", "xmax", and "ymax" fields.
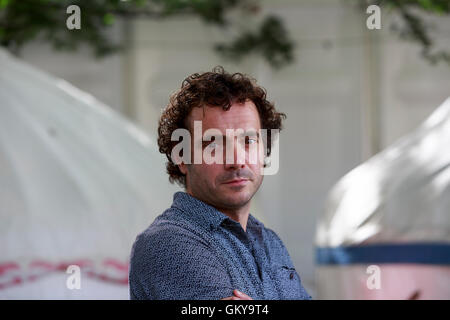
[
  {"xmin": 315, "ymin": 97, "xmax": 450, "ymax": 299},
  {"xmin": 0, "ymin": 49, "xmax": 179, "ymax": 298}
]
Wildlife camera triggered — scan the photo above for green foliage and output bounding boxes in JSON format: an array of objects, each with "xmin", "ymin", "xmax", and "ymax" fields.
[
  {"xmin": 359, "ymin": 0, "xmax": 450, "ymax": 65},
  {"xmin": 0, "ymin": 0, "xmax": 295, "ymax": 68},
  {"xmin": 0, "ymin": 0, "xmax": 448, "ymax": 68},
  {"xmin": 215, "ymin": 15, "xmax": 294, "ymax": 68}
]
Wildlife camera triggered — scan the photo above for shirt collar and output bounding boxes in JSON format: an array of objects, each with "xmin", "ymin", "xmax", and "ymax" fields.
[{"xmin": 171, "ymin": 191, "xmax": 263, "ymax": 231}]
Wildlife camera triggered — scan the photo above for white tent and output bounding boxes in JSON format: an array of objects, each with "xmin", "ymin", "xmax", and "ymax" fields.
[
  {"xmin": 0, "ymin": 49, "xmax": 179, "ymax": 299},
  {"xmin": 316, "ymin": 98, "xmax": 450, "ymax": 299}
]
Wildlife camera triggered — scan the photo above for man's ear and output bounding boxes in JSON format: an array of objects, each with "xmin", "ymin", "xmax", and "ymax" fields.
[{"xmin": 178, "ymin": 162, "xmax": 188, "ymax": 175}]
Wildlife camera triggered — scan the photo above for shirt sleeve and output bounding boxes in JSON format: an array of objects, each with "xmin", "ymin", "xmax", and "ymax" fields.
[{"xmin": 129, "ymin": 223, "xmax": 234, "ymax": 300}]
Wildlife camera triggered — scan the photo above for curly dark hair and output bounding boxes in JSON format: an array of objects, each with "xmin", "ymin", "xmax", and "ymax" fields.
[{"xmin": 157, "ymin": 66, "xmax": 286, "ymax": 188}]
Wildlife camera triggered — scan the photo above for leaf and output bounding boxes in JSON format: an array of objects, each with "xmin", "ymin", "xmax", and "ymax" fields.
[
  {"xmin": 103, "ymin": 13, "xmax": 115, "ymax": 25},
  {"xmin": 0, "ymin": 0, "xmax": 9, "ymax": 9}
]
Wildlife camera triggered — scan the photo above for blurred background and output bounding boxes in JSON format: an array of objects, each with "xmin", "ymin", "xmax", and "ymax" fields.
[{"xmin": 0, "ymin": 0, "xmax": 449, "ymax": 299}]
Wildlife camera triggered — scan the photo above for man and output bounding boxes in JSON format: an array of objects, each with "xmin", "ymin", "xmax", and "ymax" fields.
[{"xmin": 129, "ymin": 67, "xmax": 311, "ymax": 300}]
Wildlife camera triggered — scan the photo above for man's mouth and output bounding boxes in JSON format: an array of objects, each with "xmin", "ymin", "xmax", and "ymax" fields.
[{"xmin": 223, "ymin": 178, "xmax": 249, "ymax": 186}]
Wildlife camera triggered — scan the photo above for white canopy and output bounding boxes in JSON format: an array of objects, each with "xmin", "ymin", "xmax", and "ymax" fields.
[
  {"xmin": 316, "ymin": 97, "xmax": 450, "ymax": 299},
  {"xmin": 0, "ymin": 49, "xmax": 179, "ymax": 298}
]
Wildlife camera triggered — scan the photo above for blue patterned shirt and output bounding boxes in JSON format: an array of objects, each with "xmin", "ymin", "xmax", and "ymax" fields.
[{"xmin": 129, "ymin": 191, "xmax": 311, "ymax": 300}]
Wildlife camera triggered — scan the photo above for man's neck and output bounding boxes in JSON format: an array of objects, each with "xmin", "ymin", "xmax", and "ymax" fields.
[{"xmin": 186, "ymin": 190, "xmax": 251, "ymax": 232}]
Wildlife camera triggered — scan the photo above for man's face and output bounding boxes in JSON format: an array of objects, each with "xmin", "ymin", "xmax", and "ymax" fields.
[{"xmin": 179, "ymin": 100, "xmax": 265, "ymax": 210}]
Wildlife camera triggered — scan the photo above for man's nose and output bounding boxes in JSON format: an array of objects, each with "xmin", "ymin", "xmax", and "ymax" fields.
[{"xmin": 224, "ymin": 138, "xmax": 247, "ymax": 170}]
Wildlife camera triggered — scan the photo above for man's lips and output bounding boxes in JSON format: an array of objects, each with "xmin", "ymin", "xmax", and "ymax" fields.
[{"xmin": 223, "ymin": 178, "xmax": 249, "ymax": 186}]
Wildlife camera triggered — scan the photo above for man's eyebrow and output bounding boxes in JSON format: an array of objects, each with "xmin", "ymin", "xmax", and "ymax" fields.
[
  {"xmin": 239, "ymin": 129, "xmax": 259, "ymax": 138},
  {"xmin": 202, "ymin": 129, "xmax": 260, "ymax": 141}
]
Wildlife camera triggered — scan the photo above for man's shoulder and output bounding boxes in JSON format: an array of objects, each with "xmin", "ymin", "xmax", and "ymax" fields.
[
  {"xmin": 263, "ymin": 227, "xmax": 287, "ymax": 250},
  {"xmin": 252, "ymin": 218, "xmax": 281, "ymax": 243},
  {"xmin": 258, "ymin": 225, "xmax": 295, "ymax": 263},
  {"xmin": 131, "ymin": 207, "xmax": 211, "ymax": 255}
]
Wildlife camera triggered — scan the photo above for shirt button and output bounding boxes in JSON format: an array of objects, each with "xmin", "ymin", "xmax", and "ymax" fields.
[{"xmin": 289, "ymin": 272, "xmax": 294, "ymax": 280}]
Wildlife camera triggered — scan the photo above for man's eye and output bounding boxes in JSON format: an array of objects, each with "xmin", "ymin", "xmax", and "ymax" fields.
[{"xmin": 246, "ymin": 137, "xmax": 257, "ymax": 144}]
